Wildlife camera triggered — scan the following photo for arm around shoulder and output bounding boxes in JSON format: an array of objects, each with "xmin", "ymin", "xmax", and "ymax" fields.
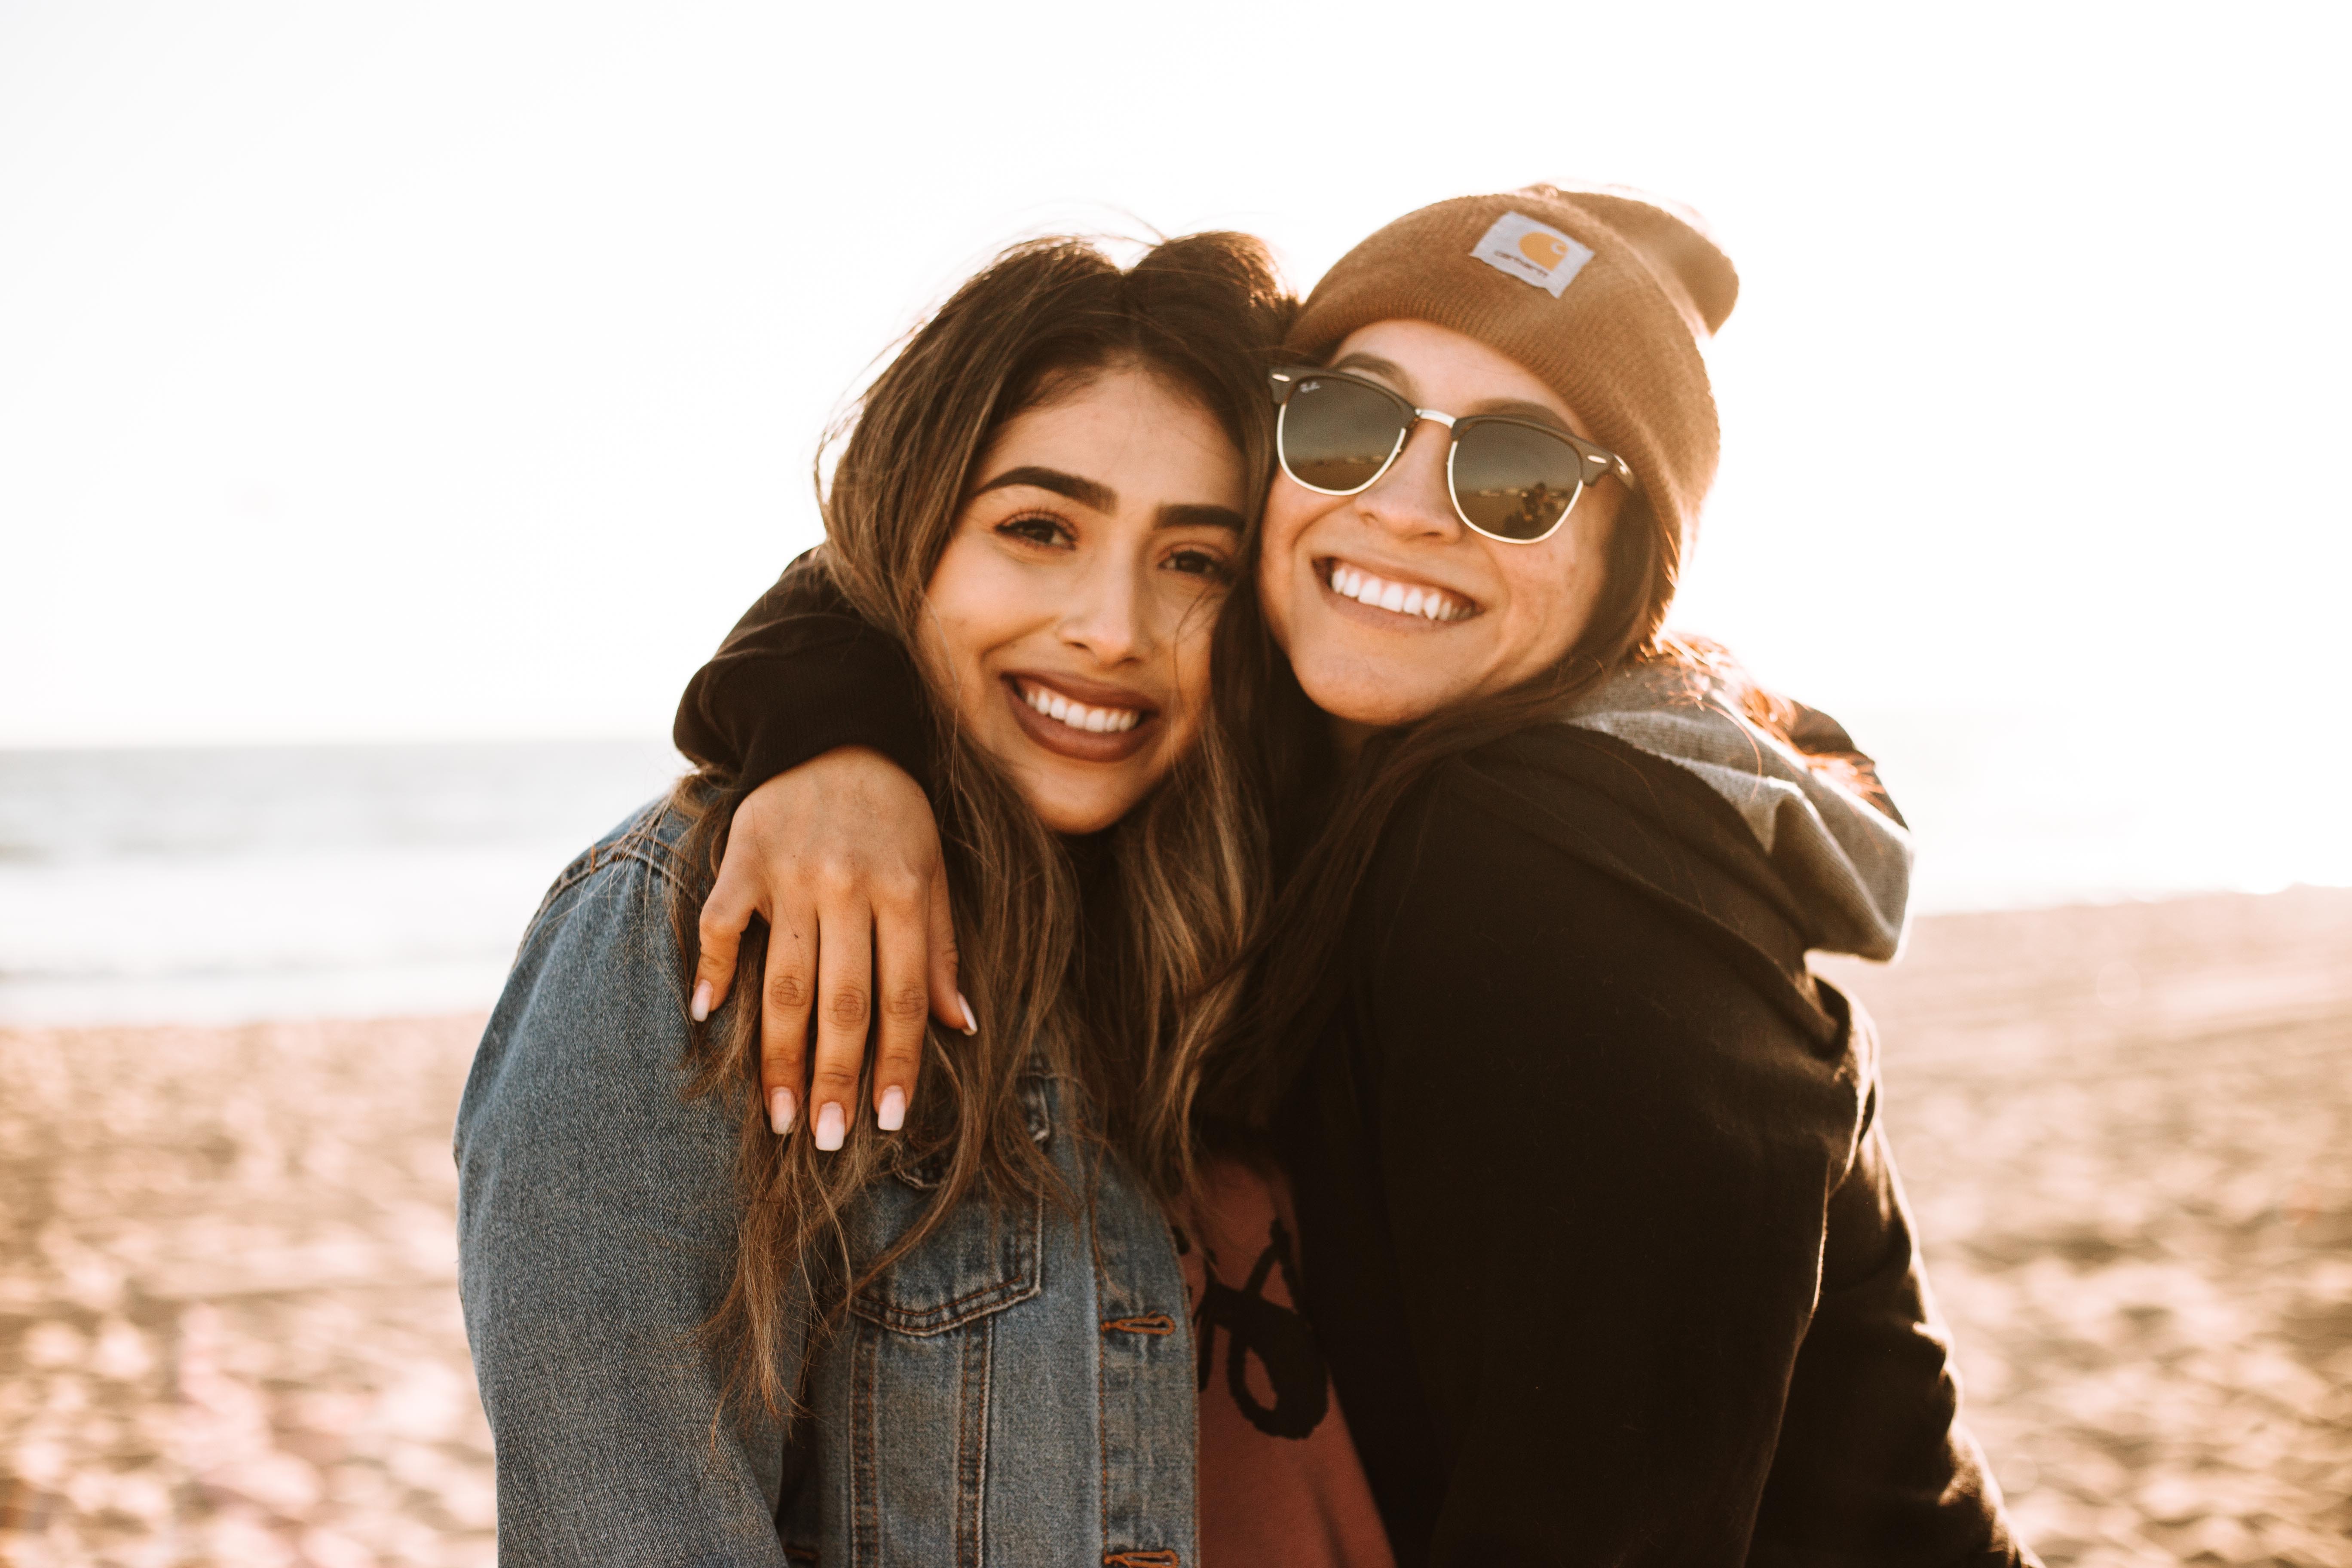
[{"xmin": 674, "ymin": 551, "xmax": 934, "ymax": 793}]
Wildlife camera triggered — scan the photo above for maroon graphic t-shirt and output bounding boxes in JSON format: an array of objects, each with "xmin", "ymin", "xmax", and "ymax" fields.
[{"xmin": 1176, "ymin": 1160, "xmax": 1395, "ymax": 1568}]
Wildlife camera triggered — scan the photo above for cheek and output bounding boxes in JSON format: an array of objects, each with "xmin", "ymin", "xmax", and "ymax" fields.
[
  {"xmin": 922, "ymin": 542, "xmax": 1034, "ymax": 692},
  {"xmin": 1259, "ymin": 482, "xmax": 1314, "ymax": 569},
  {"xmin": 1500, "ymin": 547, "xmax": 1581, "ymax": 614},
  {"xmin": 1170, "ymin": 618, "xmax": 1217, "ymax": 722},
  {"xmin": 1255, "ymin": 568, "xmax": 1294, "ymax": 653},
  {"xmin": 1254, "ymin": 487, "xmax": 1316, "ymax": 649},
  {"xmin": 1121, "ymin": 609, "xmax": 1222, "ymax": 790},
  {"xmin": 1491, "ymin": 530, "xmax": 1605, "ymax": 671}
]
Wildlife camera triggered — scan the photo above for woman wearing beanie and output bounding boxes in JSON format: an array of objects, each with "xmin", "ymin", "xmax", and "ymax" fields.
[
  {"xmin": 457, "ymin": 232, "xmax": 1399, "ymax": 1566},
  {"xmin": 666, "ymin": 188, "xmax": 2034, "ymax": 1567}
]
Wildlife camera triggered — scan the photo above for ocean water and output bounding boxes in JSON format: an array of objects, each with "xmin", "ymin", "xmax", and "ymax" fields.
[
  {"xmin": 3, "ymin": 718, "xmax": 2344, "ymax": 1027},
  {"xmin": 0, "ymin": 742, "xmax": 683, "ymax": 1027}
]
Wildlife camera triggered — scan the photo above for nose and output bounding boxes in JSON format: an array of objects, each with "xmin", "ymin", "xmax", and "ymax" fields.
[
  {"xmin": 1353, "ymin": 419, "xmax": 1461, "ymax": 542},
  {"xmin": 1056, "ymin": 548, "xmax": 1155, "ymax": 667}
]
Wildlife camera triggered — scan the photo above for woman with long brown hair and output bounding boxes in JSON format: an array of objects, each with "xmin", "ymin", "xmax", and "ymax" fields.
[
  {"xmin": 665, "ymin": 186, "xmax": 2037, "ymax": 1565},
  {"xmin": 455, "ymin": 231, "xmax": 1394, "ymax": 1565}
]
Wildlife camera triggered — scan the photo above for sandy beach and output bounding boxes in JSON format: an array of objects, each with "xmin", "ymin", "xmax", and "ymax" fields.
[{"xmin": 3, "ymin": 888, "xmax": 2348, "ymax": 1566}]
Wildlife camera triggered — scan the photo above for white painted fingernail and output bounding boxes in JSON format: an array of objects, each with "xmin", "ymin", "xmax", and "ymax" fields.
[
  {"xmin": 814, "ymin": 1102, "xmax": 845, "ymax": 1152},
  {"xmin": 957, "ymin": 992, "xmax": 979, "ymax": 1037},
  {"xmin": 768, "ymin": 1087, "xmax": 796, "ymax": 1136},
  {"xmin": 690, "ymin": 980, "xmax": 713, "ymax": 1023},
  {"xmin": 877, "ymin": 1086, "xmax": 906, "ymax": 1132}
]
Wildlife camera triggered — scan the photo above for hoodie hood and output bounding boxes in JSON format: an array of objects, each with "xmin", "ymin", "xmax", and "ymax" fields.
[{"xmin": 1559, "ymin": 660, "xmax": 1912, "ymax": 961}]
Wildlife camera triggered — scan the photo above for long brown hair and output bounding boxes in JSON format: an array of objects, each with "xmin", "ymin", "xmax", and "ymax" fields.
[{"xmin": 667, "ymin": 232, "xmax": 1292, "ymax": 1416}]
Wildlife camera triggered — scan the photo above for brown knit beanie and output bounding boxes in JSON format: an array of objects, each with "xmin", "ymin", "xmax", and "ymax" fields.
[{"xmin": 1287, "ymin": 184, "xmax": 1736, "ymax": 604}]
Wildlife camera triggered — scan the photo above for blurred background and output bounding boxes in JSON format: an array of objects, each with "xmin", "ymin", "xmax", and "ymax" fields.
[{"xmin": 2, "ymin": 2, "xmax": 2346, "ymax": 1564}]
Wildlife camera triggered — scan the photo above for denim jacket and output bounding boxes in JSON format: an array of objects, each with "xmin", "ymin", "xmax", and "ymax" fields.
[{"xmin": 454, "ymin": 802, "xmax": 1199, "ymax": 1566}]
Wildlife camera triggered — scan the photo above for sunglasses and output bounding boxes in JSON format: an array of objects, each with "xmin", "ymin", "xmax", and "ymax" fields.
[{"xmin": 1270, "ymin": 367, "xmax": 1634, "ymax": 545}]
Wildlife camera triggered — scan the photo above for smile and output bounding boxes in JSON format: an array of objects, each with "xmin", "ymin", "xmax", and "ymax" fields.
[
  {"xmin": 1001, "ymin": 674, "xmax": 1160, "ymax": 764},
  {"xmin": 1319, "ymin": 558, "xmax": 1479, "ymax": 622},
  {"xmin": 1014, "ymin": 677, "xmax": 1144, "ymax": 733}
]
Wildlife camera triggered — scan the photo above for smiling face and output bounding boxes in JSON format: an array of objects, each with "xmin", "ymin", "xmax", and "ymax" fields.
[
  {"xmin": 920, "ymin": 362, "xmax": 1247, "ymax": 834},
  {"xmin": 1256, "ymin": 318, "xmax": 1628, "ymax": 732}
]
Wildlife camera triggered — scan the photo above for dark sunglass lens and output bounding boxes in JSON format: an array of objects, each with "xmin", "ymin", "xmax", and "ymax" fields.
[
  {"xmin": 1452, "ymin": 421, "xmax": 1585, "ymax": 540},
  {"xmin": 1282, "ymin": 377, "xmax": 1405, "ymax": 492}
]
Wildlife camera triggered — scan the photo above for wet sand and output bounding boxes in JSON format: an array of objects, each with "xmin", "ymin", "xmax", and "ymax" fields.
[{"xmin": 3, "ymin": 887, "xmax": 2349, "ymax": 1565}]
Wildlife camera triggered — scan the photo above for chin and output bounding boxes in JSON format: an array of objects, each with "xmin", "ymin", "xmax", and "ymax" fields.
[
  {"xmin": 1032, "ymin": 784, "xmax": 1145, "ymax": 836},
  {"xmin": 1292, "ymin": 663, "xmax": 1449, "ymax": 730}
]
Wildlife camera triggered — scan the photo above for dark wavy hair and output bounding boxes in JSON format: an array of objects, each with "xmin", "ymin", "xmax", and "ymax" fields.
[{"xmin": 666, "ymin": 231, "xmax": 1295, "ymax": 1417}]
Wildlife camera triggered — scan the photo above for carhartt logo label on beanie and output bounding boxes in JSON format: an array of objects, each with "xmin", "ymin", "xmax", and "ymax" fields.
[{"xmin": 1470, "ymin": 211, "xmax": 1593, "ymax": 298}]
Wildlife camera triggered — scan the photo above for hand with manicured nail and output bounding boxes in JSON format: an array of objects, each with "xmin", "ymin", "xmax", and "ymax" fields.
[{"xmin": 690, "ymin": 746, "xmax": 970, "ymax": 1149}]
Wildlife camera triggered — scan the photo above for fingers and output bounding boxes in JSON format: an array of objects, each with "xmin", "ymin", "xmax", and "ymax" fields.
[
  {"xmin": 757, "ymin": 905, "xmax": 816, "ymax": 1137},
  {"xmin": 869, "ymin": 872, "xmax": 932, "ymax": 1135},
  {"xmin": 927, "ymin": 859, "xmax": 975, "ymax": 1036},
  {"xmin": 701, "ymin": 749, "xmax": 971, "ymax": 1150},
  {"xmin": 693, "ymin": 852, "xmax": 763, "ymax": 1022},
  {"xmin": 804, "ymin": 897, "xmax": 872, "ymax": 1152}
]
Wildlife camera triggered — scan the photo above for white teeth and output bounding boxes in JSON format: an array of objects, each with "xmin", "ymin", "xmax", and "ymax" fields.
[
  {"xmin": 1326, "ymin": 562, "xmax": 1471, "ymax": 622},
  {"xmin": 1020, "ymin": 681, "xmax": 1142, "ymax": 734}
]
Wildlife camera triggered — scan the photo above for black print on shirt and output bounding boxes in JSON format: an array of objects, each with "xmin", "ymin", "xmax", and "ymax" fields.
[{"xmin": 1179, "ymin": 1216, "xmax": 1330, "ymax": 1440}]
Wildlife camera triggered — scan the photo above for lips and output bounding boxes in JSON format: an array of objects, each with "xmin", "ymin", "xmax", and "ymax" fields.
[
  {"xmin": 1319, "ymin": 558, "xmax": 1479, "ymax": 623},
  {"xmin": 1015, "ymin": 677, "xmax": 1142, "ymax": 733},
  {"xmin": 1002, "ymin": 674, "xmax": 1160, "ymax": 763}
]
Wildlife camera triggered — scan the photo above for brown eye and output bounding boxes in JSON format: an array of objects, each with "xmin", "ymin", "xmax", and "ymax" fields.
[
  {"xmin": 996, "ymin": 514, "xmax": 1072, "ymax": 548},
  {"xmin": 1164, "ymin": 547, "xmax": 1231, "ymax": 582}
]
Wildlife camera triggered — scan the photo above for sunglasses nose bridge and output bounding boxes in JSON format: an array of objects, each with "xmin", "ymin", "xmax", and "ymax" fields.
[
  {"xmin": 1349, "ymin": 418, "xmax": 1467, "ymax": 542},
  {"xmin": 1390, "ymin": 411, "xmax": 1459, "ymax": 481}
]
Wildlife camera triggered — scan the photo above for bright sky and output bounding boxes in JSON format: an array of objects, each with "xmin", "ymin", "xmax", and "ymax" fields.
[{"xmin": 3, "ymin": 0, "xmax": 2346, "ymax": 750}]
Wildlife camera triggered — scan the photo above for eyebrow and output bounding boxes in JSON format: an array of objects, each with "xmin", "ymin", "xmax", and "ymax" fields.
[
  {"xmin": 1327, "ymin": 352, "xmax": 1413, "ymax": 400},
  {"xmin": 974, "ymin": 465, "xmax": 1116, "ymax": 512},
  {"xmin": 974, "ymin": 465, "xmax": 1244, "ymax": 533},
  {"xmin": 1155, "ymin": 503, "xmax": 1246, "ymax": 533},
  {"xmin": 1326, "ymin": 354, "xmax": 1575, "ymax": 433},
  {"xmin": 1467, "ymin": 398, "xmax": 1573, "ymax": 432}
]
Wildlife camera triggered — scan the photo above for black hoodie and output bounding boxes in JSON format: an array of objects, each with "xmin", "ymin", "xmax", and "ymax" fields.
[{"xmin": 672, "ymin": 561, "xmax": 2035, "ymax": 1568}]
